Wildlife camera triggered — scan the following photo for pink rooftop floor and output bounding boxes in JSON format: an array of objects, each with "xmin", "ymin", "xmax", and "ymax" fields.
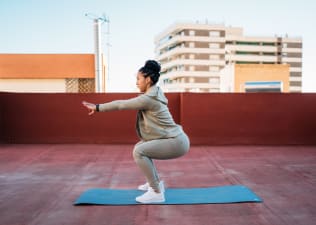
[
  {"xmin": 0, "ymin": 92, "xmax": 315, "ymax": 225},
  {"xmin": 0, "ymin": 144, "xmax": 315, "ymax": 225}
]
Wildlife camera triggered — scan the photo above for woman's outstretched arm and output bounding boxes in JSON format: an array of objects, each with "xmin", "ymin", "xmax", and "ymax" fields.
[{"xmin": 82, "ymin": 95, "xmax": 152, "ymax": 115}]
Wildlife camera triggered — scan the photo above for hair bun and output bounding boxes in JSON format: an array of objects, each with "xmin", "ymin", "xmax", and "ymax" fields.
[
  {"xmin": 138, "ymin": 60, "xmax": 161, "ymax": 85},
  {"xmin": 144, "ymin": 60, "xmax": 161, "ymax": 74}
]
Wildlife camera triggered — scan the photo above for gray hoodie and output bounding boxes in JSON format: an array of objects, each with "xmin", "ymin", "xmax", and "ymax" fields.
[{"xmin": 98, "ymin": 85, "xmax": 183, "ymax": 141}]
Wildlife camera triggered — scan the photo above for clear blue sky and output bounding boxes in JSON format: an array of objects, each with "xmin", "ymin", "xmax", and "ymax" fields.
[{"xmin": 0, "ymin": 0, "xmax": 315, "ymax": 92}]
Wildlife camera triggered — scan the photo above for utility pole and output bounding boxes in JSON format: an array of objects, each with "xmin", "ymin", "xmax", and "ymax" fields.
[{"xmin": 85, "ymin": 13, "xmax": 109, "ymax": 93}]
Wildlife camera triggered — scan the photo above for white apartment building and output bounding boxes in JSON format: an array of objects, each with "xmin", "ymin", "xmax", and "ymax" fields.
[{"xmin": 155, "ymin": 22, "xmax": 302, "ymax": 92}]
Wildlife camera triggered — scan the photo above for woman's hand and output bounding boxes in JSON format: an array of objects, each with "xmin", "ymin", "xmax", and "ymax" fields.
[{"xmin": 82, "ymin": 101, "xmax": 97, "ymax": 116}]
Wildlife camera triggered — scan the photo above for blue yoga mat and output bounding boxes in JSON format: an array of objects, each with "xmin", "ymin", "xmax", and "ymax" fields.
[{"xmin": 74, "ymin": 185, "xmax": 262, "ymax": 205}]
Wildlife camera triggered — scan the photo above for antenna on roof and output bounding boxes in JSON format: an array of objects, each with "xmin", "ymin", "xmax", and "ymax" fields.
[
  {"xmin": 85, "ymin": 13, "xmax": 110, "ymax": 93},
  {"xmin": 85, "ymin": 13, "xmax": 109, "ymax": 23}
]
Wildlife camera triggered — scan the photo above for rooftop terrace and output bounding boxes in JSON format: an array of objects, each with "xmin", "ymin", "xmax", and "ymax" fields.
[{"xmin": 0, "ymin": 92, "xmax": 315, "ymax": 225}]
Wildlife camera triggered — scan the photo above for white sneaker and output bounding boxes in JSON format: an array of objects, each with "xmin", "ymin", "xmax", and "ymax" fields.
[
  {"xmin": 136, "ymin": 187, "xmax": 165, "ymax": 203},
  {"xmin": 138, "ymin": 181, "xmax": 165, "ymax": 193}
]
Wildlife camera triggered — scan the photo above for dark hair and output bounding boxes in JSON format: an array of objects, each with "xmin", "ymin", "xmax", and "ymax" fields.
[{"xmin": 138, "ymin": 60, "xmax": 161, "ymax": 85}]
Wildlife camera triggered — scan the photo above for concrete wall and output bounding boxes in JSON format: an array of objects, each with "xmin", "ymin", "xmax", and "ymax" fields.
[
  {"xmin": 0, "ymin": 79, "xmax": 66, "ymax": 93},
  {"xmin": 0, "ymin": 92, "xmax": 315, "ymax": 145}
]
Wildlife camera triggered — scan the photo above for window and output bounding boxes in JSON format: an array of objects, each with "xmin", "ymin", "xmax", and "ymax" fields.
[
  {"xmin": 263, "ymin": 42, "xmax": 275, "ymax": 46},
  {"xmin": 209, "ymin": 66, "xmax": 219, "ymax": 71},
  {"xmin": 209, "ymin": 78, "xmax": 219, "ymax": 84},
  {"xmin": 209, "ymin": 43, "xmax": 219, "ymax": 49},
  {"xmin": 236, "ymin": 41, "xmax": 260, "ymax": 46},
  {"xmin": 209, "ymin": 31, "xmax": 220, "ymax": 37},
  {"xmin": 290, "ymin": 81, "xmax": 302, "ymax": 86},
  {"xmin": 244, "ymin": 81, "xmax": 282, "ymax": 93},
  {"xmin": 290, "ymin": 72, "xmax": 302, "ymax": 77},
  {"xmin": 209, "ymin": 54, "xmax": 220, "ymax": 60}
]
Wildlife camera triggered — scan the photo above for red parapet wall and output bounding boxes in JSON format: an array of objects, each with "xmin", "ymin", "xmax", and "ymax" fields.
[
  {"xmin": 0, "ymin": 93, "xmax": 4, "ymax": 143},
  {"xmin": 181, "ymin": 93, "xmax": 316, "ymax": 145},
  {"xmin": 0, "ymin": 92, "xmax": 315, "ymax": 145},
  {"xmin": 0, "ymin": 92, "xmax": 180, "ymax": 144}
]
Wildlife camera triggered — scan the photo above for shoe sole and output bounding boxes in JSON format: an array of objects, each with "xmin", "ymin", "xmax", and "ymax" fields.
[{"xmin": 136, "ymin": 198, "xmax": 165, "ymax": 204}]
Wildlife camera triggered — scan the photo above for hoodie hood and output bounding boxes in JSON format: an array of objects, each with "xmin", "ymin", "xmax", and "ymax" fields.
[{"xmin": 144, "ymin": 85, "xmax": 168, "ymax": 105}]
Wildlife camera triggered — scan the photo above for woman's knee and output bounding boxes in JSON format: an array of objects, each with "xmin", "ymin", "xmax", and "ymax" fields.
[{"xmin": 133, "ymin": 144, "xmax": 143, "ymax": 160}]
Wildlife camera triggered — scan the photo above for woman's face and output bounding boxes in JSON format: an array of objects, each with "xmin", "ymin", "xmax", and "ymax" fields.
[{"xmin": 136, "ymin": 72, "xmax": 151, "ymax": 92}]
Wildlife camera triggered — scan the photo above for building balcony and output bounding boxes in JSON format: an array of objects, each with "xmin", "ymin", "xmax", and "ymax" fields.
[
  {"xmin": 157, "ymin": 47, "xmax": 225, "ymax": 61},
  {"xmin": 156, "ymin": 35, "xmax": 225, "ymax": 52},
  {"xmin": 229, "ymin": 55, "xmax": 278, "ymax": 62},
  {"xmin": 281, "ymin": 57, "xmax": 302, "ymax": 63},
  {"xmin": 162, "ymin": 59, "xmax": 225, "ymax": 71},
  {"xmin": 226, "ymin": 35, "xmax": 278, "ymax": 43},
  {"xmin": 226, "ymin": 44, "xmax": 278, "ymax": 52},
  {"xmin": 289, "ymin": 86, "xmax": 302, "ymax": 91},
  {"xmin": 282, "ymin": 47, "xmax": 302, "ymax": 53},
  {"xmin": 161, "ymin": 82, "xmax": 219, "ymax": 90},
  {"xmin": 289, "ymin": 76, "xmax": 302, "ymax": 82},
  {"xmin": 161, "ymin": 71, "xmax": 220, "ymax": 80},
  {"xmin": 289, "ymin": 67, "xmax": 302, "ymax": 72}
]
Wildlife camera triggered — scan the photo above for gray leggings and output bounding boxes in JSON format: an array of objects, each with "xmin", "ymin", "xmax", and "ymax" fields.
[{"xmin": 132, "ymin": 132, "xmax": 190, "ymax": 192}]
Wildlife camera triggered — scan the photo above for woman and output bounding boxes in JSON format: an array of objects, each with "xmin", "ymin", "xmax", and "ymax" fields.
[{"xmin": 82, "ymin": 60, "xmax": 190, "ymax": 203}]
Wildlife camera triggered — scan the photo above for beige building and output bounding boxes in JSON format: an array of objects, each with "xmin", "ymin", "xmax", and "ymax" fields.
[
  {"xmin": 221, "ymin": 64, "xmax": 290, "ymax": 92},
  {"xmin": 0, "ymin": 54, "xmax": 106, "ymax": 93},
  {"xmin": 155, "ymin": 22, "xmax": 302, "ymax": 93}
]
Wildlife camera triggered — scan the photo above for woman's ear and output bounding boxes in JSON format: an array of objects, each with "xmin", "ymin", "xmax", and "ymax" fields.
[{"xmin": 145, "ymin": 76, "xmax": 152, "ymax": 85}]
